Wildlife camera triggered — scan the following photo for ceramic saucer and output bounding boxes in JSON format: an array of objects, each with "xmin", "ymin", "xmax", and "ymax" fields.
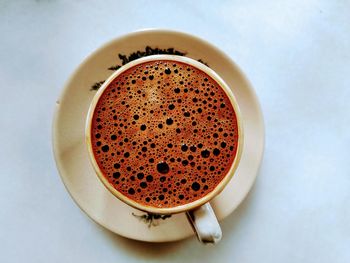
[{"xmin": 52, "ymin": 29, "xmax": 264, "ymax": 242}]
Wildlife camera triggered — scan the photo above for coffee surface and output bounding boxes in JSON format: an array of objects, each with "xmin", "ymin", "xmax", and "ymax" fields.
[{"xmin": 90, "ymin": 60, "xmax": 239, "ymax": 208}]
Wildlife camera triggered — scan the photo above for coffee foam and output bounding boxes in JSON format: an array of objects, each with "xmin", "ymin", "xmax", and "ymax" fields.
[{"xmin": 90, "ymin": 60, "xmax": 239, "ymax": 208}]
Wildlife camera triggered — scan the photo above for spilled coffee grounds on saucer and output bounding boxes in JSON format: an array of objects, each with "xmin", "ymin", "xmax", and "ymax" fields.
[{"xmin": 91, "ymin": 46, "xmax": 208, "ymax": 91}]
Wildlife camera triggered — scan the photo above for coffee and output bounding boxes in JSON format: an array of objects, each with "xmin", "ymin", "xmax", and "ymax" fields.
[{"xmin": 90, "ymin": 60, "xmax": 239, "ymax": 208}]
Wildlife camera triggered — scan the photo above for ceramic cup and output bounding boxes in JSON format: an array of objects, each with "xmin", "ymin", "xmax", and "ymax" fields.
[{"xmin": 85, "ymin": 55, "xmax": 243, "ymax": 244}]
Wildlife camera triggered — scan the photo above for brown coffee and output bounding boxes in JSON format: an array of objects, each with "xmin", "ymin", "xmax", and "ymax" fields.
[{"xmin": 90, "ymin": 59, "xmax": 239, "ymax": 208}]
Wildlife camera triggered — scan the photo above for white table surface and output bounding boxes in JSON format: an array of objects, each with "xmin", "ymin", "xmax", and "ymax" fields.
[{"xmin": 1, "ymin": 0, "xmax": 349, "ymax": 262}]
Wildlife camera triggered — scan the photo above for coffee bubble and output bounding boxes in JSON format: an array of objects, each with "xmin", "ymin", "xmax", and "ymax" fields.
[{"xmin": 157, "ymin": 162, "xmax": 170, "ymax": 174}]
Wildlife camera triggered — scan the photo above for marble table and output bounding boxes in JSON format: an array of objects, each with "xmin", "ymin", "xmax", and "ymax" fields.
[{"xmin": 0, "ymin": 0, "xmax": 349, "ymax": 262}]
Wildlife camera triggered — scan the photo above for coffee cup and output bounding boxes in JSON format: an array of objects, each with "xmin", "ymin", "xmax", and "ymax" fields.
[{"xmin": 85, "ymin": 55, "xmax": 243, "ymax": 243}]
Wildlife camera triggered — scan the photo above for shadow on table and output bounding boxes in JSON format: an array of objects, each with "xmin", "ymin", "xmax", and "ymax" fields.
[{"xmin": 99, "ymin": 180, "xmax": 259, "ymax": 260}]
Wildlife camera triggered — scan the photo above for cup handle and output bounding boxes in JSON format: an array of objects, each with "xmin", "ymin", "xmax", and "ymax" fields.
[{"xmin": 186, "ymin": 203, "xmax": 222, "ymax": 244}]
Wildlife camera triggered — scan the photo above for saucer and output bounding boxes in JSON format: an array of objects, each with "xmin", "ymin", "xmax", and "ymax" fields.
[{"xmin": 52, "ymin": 29, "xmax": 264, "ymax": 242}]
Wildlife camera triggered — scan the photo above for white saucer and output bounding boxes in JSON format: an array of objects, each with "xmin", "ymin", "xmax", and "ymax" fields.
[{"xmin": 52, "ymin": 29, "xmax": 264, "ymax": 242}]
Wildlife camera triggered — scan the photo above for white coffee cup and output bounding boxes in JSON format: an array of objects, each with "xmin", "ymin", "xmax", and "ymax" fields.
[{"xmin": 85, "ymin": 55, "xmax": 243, "ymax": 244}]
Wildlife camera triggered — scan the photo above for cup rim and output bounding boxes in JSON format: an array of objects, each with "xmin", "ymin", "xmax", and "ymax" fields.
[{"xmin": 85, "ymin": 54, "xmax": 244, "ymax": 214}]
